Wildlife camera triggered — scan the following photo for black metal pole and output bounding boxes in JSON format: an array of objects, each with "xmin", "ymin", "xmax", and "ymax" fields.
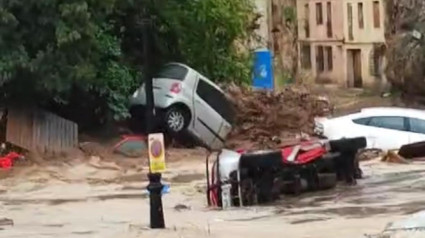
[
  {"xmin": 206, "ymin": 152, "xmax": 211, "ymax": 206},
  {"xmin": 142, "ymin": 18, "xmax": 165, "ymax": 229}
]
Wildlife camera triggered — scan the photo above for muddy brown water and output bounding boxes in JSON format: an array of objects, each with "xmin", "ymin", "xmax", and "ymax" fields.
[
  {"xmin": 171, "ymin": 173, "xmax": 204, "ymax": 183},
  {"xmin": 2, "ymin": 162, "xmax": 425, "ymax": 237},
  {"xmin": 271, "ymin": 168, "xmax": 425, "ymax": 219}
]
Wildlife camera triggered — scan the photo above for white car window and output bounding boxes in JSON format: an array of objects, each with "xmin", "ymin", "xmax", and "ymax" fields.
[
  {"xmin": 369, "ymin": 116, "xmax": 406, "ymax": 131},
  {"xmin": 353, "ymin": 117, "xmax": 371, "ymax": 125},
  {"xmin": 409, "ymin": 118, "xmax": 425, "ymax": 134},
  {"xmin": 156, "ymin": 64, "xmax": 188, "ymax": 80},
  {"xmin": 196, "ymin": 80, "xmax": 235, "ymax": 124}
]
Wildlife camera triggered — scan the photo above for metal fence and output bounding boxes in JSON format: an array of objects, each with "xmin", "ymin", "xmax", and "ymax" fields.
[{"xmin": 6, "ymin": 108, "xmax": 78, "ymax": 153}]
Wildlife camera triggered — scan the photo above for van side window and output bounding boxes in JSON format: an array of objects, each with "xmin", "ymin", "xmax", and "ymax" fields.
[
  {"xmin": 196, "ymin": 80, "xmax": 235, "ymax": 124},
  {"xmin": 368, "ymin": 116, "xmax": 406, "ymax": 131},
  {"xmin": 155, "ymin": 64, "xmax": 188, "ymax": 80},
  {"xmin": 409, "ymin": 118, "xmax": 425, "ymax": 134}
]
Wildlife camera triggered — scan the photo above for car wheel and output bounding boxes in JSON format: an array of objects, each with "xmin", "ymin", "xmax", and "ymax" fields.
[{"xmin": 164, "ymin": 106, "xmax": 189, "ymax": 134}]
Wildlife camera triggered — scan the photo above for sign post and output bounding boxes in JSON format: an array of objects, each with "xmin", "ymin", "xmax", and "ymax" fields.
[{"xmin": 142, "ymin": 14, "xmax": 166, "ymax": 229}]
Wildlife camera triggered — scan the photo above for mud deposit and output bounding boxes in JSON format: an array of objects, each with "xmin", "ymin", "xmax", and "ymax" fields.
[{"xmin": 1, "ymin": 156, "xmax": 425, "ymax": 238}]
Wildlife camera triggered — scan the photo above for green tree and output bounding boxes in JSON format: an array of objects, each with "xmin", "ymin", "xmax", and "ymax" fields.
[
  {"xmin": 0, "ymin": 0, "xmax": 257, "ymax": 127},
  {"xmin": 0, "ymin": 0, "xmax": 137, "ymax": 124},
  {"xmin": 117, "ymin": 0, "xmax": 256, "ymax": 83}
]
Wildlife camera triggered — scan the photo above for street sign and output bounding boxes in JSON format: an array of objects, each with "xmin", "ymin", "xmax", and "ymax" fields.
[
  {"xmin": 253, "ymin": 48, "xmax": 274, "ymax": 90},
  {"xmin": 148, "ymin": 133, "xmax": 166, "ymax": 173}
]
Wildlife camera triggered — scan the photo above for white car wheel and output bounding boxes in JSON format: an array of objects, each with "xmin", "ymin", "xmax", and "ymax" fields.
[{"xmin": 165, "ymin": 107, "xmax": 188, "ymax": 133}]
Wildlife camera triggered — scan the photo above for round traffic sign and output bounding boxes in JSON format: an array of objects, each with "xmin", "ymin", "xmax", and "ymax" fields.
[{"xmin": 150, "ymin": 140, "xmax": 163, "ymax": 158}]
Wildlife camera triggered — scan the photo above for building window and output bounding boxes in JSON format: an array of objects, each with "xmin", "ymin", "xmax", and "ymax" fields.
[
  {"xmin": 305, "ymin": 3, "xmax": 310, "ymax": 38},
  {"xmin": 316, "ymin": 3, "xmax": 323, "ymax": 25},
  {"xmin": 373, "ymin": 1, "xmax": 380, "ymax": 28},
  {"xmin": 326, "ymin": 46, "xmax": 333, "ymax": 71},
  {"xmin": 301, "ymin": 44, "xmax": 312, "ymax": 69},
  {"xmin": 316, "ymin": 46, "xmax": 325, "ymax": 72},
  {"xmin": 348, "ymin": 3, "xmax": 354, "ymax": 40},
  {"xmin": 358, "ymin": 3, "xmax": 364, "ymax": 29},
  {"xmin": 326, "ymin": 2, "xmax": 332, "ymax": 37}
]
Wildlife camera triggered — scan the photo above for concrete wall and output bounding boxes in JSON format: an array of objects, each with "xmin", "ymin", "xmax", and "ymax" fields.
[
  {"xmin": 297, "ymin": 0, "xmax": 385, "ymax": 43},
  {"xmin": 297, "ymin": 0, "xmax": 345, "ymax": 41},
  {"xmin": 298, "ymin": 42, "xmax": 345, "ymax": 85},
  {"xmin": 296, "ymin": 0, "xmax": 386, "ymax": 88},
  {"xmin": 343, "ymin": 44, "xmax": 385, "ymax": 88},
  {"xmin": 253, "ymin": 0, "xmax": 271, "ymax": 48},
  {"xmin": 342, "ymin": 0, "xmax": 386, "ymax": 43}
]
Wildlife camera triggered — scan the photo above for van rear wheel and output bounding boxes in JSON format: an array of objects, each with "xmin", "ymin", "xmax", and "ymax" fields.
[{"xmin": 164, "ymin": 106, "xmax": 189, "ymax": 134}]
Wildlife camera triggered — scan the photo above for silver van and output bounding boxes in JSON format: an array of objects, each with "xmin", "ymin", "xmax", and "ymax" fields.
[{"xmin": 129, "ymin": 63, "xmax": 235, "ymax": 150}]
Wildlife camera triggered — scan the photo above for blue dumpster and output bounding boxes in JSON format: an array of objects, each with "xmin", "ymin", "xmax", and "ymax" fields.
[{"xmin": 253, "ymin": 48, "xmax": 274, "ymax": 90}]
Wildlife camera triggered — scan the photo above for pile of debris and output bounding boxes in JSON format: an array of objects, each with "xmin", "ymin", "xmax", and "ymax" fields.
[{"xmin": 224, "ymin": 84, "xmax": 332, "ymax": 149}]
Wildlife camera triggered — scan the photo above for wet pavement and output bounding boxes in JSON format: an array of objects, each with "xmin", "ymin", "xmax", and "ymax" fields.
[{"xmin": 1, "ymin": 158, "xmax": 425, "ymax": 238}]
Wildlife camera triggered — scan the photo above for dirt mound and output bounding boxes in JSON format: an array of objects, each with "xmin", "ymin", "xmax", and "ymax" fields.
[{"xmin": 224, "ymin": 84, "xmax": 331, "ymax": 149}]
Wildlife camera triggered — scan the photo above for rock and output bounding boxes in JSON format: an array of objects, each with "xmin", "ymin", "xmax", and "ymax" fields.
[
  {"xmin": 382, "ymin": 151, "xmax": 410, "ymax": 164},
  {"xmin": 174, "ymin": 204, "xmax": 191, "ymax": 212}
]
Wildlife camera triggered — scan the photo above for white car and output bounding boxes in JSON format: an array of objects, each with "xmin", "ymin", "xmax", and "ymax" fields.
[
  {"xmin": 129, "ymin": 63, "xmax": 235, "ymax": 150},
  {"xmin": 314, "ymin": 107, "xmax": 425, "ymax": 151}
]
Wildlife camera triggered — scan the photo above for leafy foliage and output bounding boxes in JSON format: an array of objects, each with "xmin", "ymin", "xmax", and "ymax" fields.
[
  {"xmin": 0, "ymin": 0, "xmax": 256, "ymax": 126},
  {"xmin": 159, "ymin": 0, "xmax": 255, "ymax": 83}
]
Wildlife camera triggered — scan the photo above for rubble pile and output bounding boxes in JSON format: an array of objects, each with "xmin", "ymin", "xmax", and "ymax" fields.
[{"xmin": 224, "ymin": 84, "xmax": 332, "ymax": 149}]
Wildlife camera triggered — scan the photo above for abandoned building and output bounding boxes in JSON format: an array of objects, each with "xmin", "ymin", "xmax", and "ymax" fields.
[{"xmin": 297, "ymin": 0, "xmax": 387, "ymax": 89}]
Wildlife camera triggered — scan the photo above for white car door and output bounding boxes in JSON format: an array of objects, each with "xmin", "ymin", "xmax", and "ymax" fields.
[
  {"xmin": 406, "ymin": 117, "xmax": 425, "ymax": 144},
  {"xmin": 193, "ymin": 78, "xmax": 224, "ymax": 148},
  {"xmin": 366, "ymin": 116, "xmax": 410, "ymax": 150}
]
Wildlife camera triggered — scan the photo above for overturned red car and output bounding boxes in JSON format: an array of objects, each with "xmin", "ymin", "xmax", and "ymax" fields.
[{"xmin": 206, "ymin": 137, "xmax": 366, "ymax": 208}]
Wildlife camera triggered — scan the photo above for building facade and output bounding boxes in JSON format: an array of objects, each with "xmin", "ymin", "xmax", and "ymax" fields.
[
  {"xmin": 297, "ymin": 0, "xmax": 386, "ymax": 88},
  {"xmin": 253, "ymin": 0, "xmax": 272, "ymax": 49}
]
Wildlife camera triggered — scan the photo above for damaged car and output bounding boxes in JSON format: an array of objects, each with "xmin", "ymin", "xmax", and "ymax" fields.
[
  {"xmin": 129, "ymin": 63, "xmax": 235, "ymax": 150},
  {"xmin": 206, "ymin": 137, "xmax": 366, "ymax": 208}
]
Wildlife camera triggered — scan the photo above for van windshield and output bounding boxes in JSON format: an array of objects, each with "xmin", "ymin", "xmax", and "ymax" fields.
[{"xmin": 155, "ymin": 64, "xmax": 188, "ymax": 81}]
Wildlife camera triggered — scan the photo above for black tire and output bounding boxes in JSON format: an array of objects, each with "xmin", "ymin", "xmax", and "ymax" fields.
[
  {"xmin": 164, "ymin": 106, "xmax": 190, "ymax": 135},
  {"xmin": 329, "ymin": 137, "xmax": 367, "ymax": 152},
  {"xmin": 318, "ymin": 173, "xmax": 337, "ymax": 190},
  {"xmin": 399, "ymin": 141, "xmax": 425, "ymax": 159}
]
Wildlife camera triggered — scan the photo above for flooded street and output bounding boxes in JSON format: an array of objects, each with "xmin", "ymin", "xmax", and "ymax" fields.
[{"xmin": 1, "ymin": 153, "xmax": 425, "ymax": 238}]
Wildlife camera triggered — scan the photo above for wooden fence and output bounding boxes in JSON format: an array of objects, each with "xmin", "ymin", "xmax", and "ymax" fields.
[{"xmin": 6, "ymin": 108, "xmax": 78, "ymax": 153}]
